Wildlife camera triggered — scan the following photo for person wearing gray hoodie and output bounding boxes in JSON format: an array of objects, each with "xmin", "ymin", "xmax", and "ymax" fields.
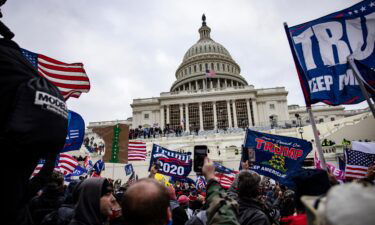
[{"xmin": 69, "ymin": 178, "xmax": 116, "ymax": 225}]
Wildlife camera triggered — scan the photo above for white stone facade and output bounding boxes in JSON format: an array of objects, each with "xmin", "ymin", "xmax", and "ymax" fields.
[{"xmin": 131, "ymin": 16, "xmax": 289, "ymax": 131}]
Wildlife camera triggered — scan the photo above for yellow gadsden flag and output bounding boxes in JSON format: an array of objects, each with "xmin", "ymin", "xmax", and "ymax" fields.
[{"xmin": 154, "ymin": 173, "xmax": 171, "ymax": 187}]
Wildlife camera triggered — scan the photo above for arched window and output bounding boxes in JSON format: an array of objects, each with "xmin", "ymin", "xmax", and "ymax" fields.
[
  {"xmin": 194, "ymin": 65, "xmax": 197, "ymax": 73},
  {"xmin": 222, "ymin": 64, "xmax": 225, "ymax": 71},
  {"xmin": 205, "ymin": 63, "xmax": 208, "ymax": 70},
  {"xmin": 185, "ymin": 68, "xmax": 187, "ymax": 75},
  {"xmin": 211, "ymin": 63, "xmax": 214, "ymax": 70},
  {"xmin": 200, "ymin": 46, "xmax": 202, "ymax": 52},
  {"xmin": 204, "ymin": 46, "xmax": 207, "ymax": 52},
  {"xmin": 209, "ymin": 45, "xmax": 211, "ymax": 51},
  {"xmin": 217, "ymin": 63, "xmax": 220, "ymax": 71},
  {"xmin": 199, "ymin": 64, "xmax": 202, "ymax": 72},
  {"xmin": 213, "ymin": 46, "xmax": 216, "ymax": 52},
  {"xmin": 189, "ymin": 67, "xmax": 191, "ymax": 74}
]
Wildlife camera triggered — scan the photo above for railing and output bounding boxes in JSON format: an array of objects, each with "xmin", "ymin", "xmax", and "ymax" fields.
[{"xmin": 320, "ymin": 112, "xmax": 371, "ymax": 139}]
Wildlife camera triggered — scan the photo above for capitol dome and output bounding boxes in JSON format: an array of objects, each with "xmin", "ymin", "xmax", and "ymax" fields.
[{"xmin": 170, "ymin": 14, "xmax": 248, "ymax": 92}]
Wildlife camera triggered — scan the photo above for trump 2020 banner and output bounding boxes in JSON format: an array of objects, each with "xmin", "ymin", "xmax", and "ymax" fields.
[
  {"xmin": 61, "ymin": 111, "xmax": 85, "ymax": 152},
  {"xmin": 149, "ymin": 144, "xmax": 192, "ymax": 178},
  {"xmin": 243, "ymin": 129, "xmax": 312, "ymax": 184},
  {"xmin": 286, "ymin": 0, "xmax": 375, "ymax": 105}
]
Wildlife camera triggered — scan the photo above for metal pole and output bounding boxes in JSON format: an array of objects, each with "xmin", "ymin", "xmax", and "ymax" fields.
[
  {"xmin": 347, "ymin": 56, "xmax": 375, "ymax": 118},
  {"xmin": 307, "ymin": 107, "xmax": 327, "ymax": 169},
  {"xmin": 112, "ymin": 163, "xmax": 115, "ymax": 180}
]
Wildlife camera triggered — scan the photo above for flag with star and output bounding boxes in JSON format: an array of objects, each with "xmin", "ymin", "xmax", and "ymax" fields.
[
  {"xmin": 285, "ymin": 0, "xmax": 375, "ymax": 106},
  {"xmin": 345, "ymin": 141, "xmax": 375, "ymax": 179},
  {"xmin": 21, "ymin": 49, "xmax": 90, "ymax": 100}
]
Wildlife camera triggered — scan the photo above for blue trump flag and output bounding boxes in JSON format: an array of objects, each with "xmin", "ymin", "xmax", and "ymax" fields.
[
  {"xmin": 66, "ymin": 166, "xmax": 87, "ymax": 178},
  {"xmin": 149, "ymin": 144, "xmax": 192, "ymax": 178},
  {"xmin": 285, "ymin": 0, "xmax": 375, "ymax": 106},
  {"xmin": 243, "ymin": 129, "xmax": 312, "ymax": 184},
  {"xmin": 124, "ymin": 164, "xmax": 134, "ymax": 176},
  {"xmin": 93, "ymin": 160, "xmax": 105, "ymax": 174},
  {"xmin": 61, "ymin": 111, "xmax": 85, "ymax": 153}
]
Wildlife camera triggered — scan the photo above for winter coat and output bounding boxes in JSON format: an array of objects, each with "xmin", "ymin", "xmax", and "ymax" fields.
[
  {"xmin": 68, "ymin": 178, "xmax": 109, "ymax": 225},
  {"xmin": 237, "ymin": 197, "xmax": 271, "ymax": 225},
  {"xmin": 40, "ymin": 204, "xmax": 75, "ymax": 225},
  {"xmin": 29, "ymin": 184, "xmax": 65, "ymax": 225}
]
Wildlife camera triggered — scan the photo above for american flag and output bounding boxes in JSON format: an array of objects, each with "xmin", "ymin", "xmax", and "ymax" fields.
[
  {"xmin": 31, "ymin": 153, "xmax": 78, "ymax": 178},
  {"xmin": 345, "ymin": 149, "xmax": 375, "ymax": 179},
  {"xmin": 21, "ymin": 49, "xmax": 90, "ymax": 100},
  {"xmin": 205, "ymin": 69, "xmax": 216, "ymax": 78},
  {"xmin": 128, "ymin": 141, "xmax": 147, "ymax": 161},
  {"xmin": 215, "ymin": 172, "xmax": 236, "ymax": 189},
  {"xmin": 213, "ymin": 162, "xmax": 238, "ymax": 189},
  {"xmin": 31, "ymin": 159, "xmax": 46, "ymax": 178},
  {"xmin": 58, "ymin": 153, "xmax": 79, "ymax": 175}
]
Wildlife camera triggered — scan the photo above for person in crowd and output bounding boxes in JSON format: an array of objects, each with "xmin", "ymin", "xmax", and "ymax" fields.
[
  {"xmin": 280, "ymin": 169, "xmax": 331, "ymax": 225},
  {"xmin": 178, "ymin": 195, "xmax": 193, "ymax": 219},
  {"xmin": 168, "ymin": 186, "xmax": 189, "ymax": 225},
  {"xmin": 121, "ymin": 178, "xmax": 172, "ymax": 225},
  {"xmin": 29, "ymin": 172, "xmax": 65, "ymax": 225},
  {"xmin": 68, "ymin": 178, "xmax": 116, "ymax": 225},
  {"xmin": 201, "ymin": 157, "xmax": 240, "ymax": 225},
  {"xmin": 40, "ymin": 180, "xmax": 80, "ymax": 225}
]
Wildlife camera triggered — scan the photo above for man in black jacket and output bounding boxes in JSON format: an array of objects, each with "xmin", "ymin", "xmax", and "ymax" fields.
[{"xmin": 229, "ymin": 170, "xmax": 271, "ymax": 225}]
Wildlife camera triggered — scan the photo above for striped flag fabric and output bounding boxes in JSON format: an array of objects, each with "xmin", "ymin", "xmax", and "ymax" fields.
[
  {"xmin": 213, "ymin": 162, "xmax": 238, "ymax": 189},
  {"xmin": 345, "ymin": 149, "xmax": 375, "ymax": 179},
  {"xmin": 58, "ymin": 153, "xmax": 79, "ymax": 175},
  {"xmin": 21, "ymin": 49, "xmax": 90, "ymax": 100},
  {"xmin": 31, "ymin": 159, "xmax": 46, "ymax": 178},
  {"xmin": 128, "ymin": 141, "xmax": 147, "ymax": 161},
  {"xmin": 215, "ymin": 172, "xmax": 236, "ymax": 189}
]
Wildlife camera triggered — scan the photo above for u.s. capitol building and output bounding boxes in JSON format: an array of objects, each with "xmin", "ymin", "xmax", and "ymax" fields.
[{"xmin": 131, "ymin": 15, "xmax": 290, "ymax": 131}]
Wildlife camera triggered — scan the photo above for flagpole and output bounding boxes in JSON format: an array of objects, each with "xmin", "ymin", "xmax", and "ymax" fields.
[
  {"xmin": 283, "ymin": 22, "xmax": 327, "ymax": 170},
  {"xmin": 112, "ymin": 163, "xmax": 115, "ymax": 180},
  {"xmin": 307, "ymin": 107, "xmax": 327, "ymax": 170},
  {"xmin": 348, "ymin": 56, "xmax": 375, "ymax": 118}
]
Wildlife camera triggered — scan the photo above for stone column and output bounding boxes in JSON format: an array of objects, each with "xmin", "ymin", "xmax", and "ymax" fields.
[
  {"xmin": 252, "ymin": 99, "xmax": 258, "ymax": 126},
  {"xmin": 246, "ymin": 99, "xmax": 252, "ymax": 127},
  {"xmin": 189, "ymin": 82, "xmax": 192, "ymax": 91},
  {"xmin": 185, "ymin": 104, "xmax": 190, "ymax": 132},
  {"xmin": 232, "ymin": 100, "xmax": 238, "ymax": 128},
  {"xmin": 210, "ymin": 80, "xmax": 213, "ymax": 89},
  {"xmin": 180, "ymin": 104, "xmax": 184, "ymax": 128},
  {"xmin": 199, "ymin": 102, "xmax": 204, "ymax": 131},
  {"xmin": 213, "ymin": 101, "xmax": 217, "ymax": 130},
  {"xmin": 160, "ymin": 106, "xmax": 165, "ymax": 129},
  {"xmin": 224, "ymin": 79, "xmax": 227, "ymax": 88},
  {"xmin": 227, "ymin": 100, "xmax": 232, "ymax": 128},
  {"xmin": 166, "ymin": 105, "xmax": 170, "ymax": 125},
  {"xmin": 231, "ymin": 80, "xmax": 234, "ymax": 87}
]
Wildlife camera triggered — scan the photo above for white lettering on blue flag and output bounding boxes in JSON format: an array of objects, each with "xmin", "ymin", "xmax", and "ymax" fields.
[{"xmin": 289, "ymin": 1, "xmax": 375, "ymax": 105}]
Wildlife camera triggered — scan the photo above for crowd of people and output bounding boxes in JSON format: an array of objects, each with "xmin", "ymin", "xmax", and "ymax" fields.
[
  {"xmin": 13, "ymin": 157, "xmax": 375, "ymax": 225},
  {"xmin": 129, "ymin": 126, "xmax": 187, "ymax": 140}
]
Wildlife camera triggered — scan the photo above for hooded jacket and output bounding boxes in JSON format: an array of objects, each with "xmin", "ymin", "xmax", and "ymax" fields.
[{"xmin": 69, "ymin": 178, "xmax": 109, "ymax": 225}]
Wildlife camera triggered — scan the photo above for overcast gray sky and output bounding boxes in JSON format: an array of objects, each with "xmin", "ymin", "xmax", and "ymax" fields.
[{"xmin": 3, "ymin": 0, "xmax": 366, "ymax": 123}]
